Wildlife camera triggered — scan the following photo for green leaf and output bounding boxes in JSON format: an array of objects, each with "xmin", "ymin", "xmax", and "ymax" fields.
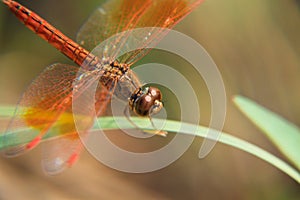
[
  {"xmin": 233, "ymin": 95, "xmax": 300, "ymax": 170},
  {"xmin": 0, "ymin": 105, "xmax": 299, "ymax": 183},
  {"xmin": 0, "ymin": 105, "xmax": 15, "ymax": 117}
]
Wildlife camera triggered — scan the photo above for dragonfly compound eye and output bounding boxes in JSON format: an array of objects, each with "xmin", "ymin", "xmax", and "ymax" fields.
[{"xmin": 129, "ymin": 87, "xmax": 163, "ymax": 117}]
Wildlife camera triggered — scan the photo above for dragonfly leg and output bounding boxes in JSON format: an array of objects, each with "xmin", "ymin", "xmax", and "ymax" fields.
[
  {"xmin": 148, "ymin": 116, "xmax": 168, "ymax": 137},
  {"xmin": 123, "ymin": 105, "xmax": 167, "ymax": 137}
]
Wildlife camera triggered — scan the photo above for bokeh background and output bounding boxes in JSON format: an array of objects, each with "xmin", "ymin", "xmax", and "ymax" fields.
[{"xmin": 0, "ymin": 0, "xmax": 299, "ymax": 199}]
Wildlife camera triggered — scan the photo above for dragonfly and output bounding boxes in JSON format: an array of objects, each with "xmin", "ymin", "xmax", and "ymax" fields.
[{"xmin": 1, "ymin": 0, "xmax": 204, "ymax": 174}]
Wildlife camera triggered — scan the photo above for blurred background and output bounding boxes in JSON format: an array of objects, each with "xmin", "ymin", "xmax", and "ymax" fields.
[{"xmin": 0, "ymin": 0, "xmax": 299, "ymax": 199}]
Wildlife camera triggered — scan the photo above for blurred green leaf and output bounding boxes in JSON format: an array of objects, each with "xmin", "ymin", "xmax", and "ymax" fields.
[
  {"xmin": 233, "ymin": 95, "xmax": 300, "ymax": 170},
  {"xmin": 0, "ymin": 105, "xmax": 299, "ymax": 183}
]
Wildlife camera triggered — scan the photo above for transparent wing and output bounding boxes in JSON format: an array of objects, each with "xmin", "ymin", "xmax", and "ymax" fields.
[
  {"xmin": 76, "ymin": 0, "xmax": 152, "ymax": 50},
  {"xmin": 1, "ymin": 61, "xmax": 111, "ymax": 173},
  {"xmin": 76, "ymin": 0, "xmax": 204, "ymax": 65},
  {"xmin": 42, "ymin": 133, "xmax": 82, "ymax": 175},
  {"xmin": 41, "ymin": 81, "xmax": 111, "ymax": 175},
  {"xmin": 2, "ymin": 63, "xmax": 78, "ymax": 157}
]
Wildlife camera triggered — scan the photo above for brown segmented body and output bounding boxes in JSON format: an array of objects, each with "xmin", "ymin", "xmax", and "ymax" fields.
[
  {"xmin": 3, "ymin": 0, "xmax": 131, "ymax": 86},
  {"xmin": 4, "ymin": 0, "xmax": 93, "ymax": 67}
]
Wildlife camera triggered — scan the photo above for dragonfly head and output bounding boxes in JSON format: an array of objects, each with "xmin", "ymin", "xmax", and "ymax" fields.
[{"xmin": 129, "ymin": 86, "xmax": 163, "ymax": 117}]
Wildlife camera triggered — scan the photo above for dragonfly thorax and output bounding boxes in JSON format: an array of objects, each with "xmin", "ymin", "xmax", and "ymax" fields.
[
  {"xmin": 110, "ymin": 61, "xmax": 129, "ymax": 74},
  {"xmin": 129, "ymin": 86, "xmax": 163, "ymax": 117},
  {"xmin": 100, "ymin": 60, "xmax": 130, "ymax": 87}
]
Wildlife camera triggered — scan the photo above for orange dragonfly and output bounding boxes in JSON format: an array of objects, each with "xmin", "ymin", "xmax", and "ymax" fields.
[{"xmin": 2, "ymin": 0, "xmax": 204, "ymax": 174}]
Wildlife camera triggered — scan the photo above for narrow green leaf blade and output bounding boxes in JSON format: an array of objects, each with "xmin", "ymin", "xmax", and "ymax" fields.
[
  {"xmin": 0, "ymin": 105, "xmax": 299, "ymax": 182},
  {"xmin": 233, "ymin": 95, "xmax": 300, "ymax": 170}
]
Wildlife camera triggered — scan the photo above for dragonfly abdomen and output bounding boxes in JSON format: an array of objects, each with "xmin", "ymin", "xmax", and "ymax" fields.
[{"xmin": 3, "ymin": 0, "xmax": 90, "ymax": 66}]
